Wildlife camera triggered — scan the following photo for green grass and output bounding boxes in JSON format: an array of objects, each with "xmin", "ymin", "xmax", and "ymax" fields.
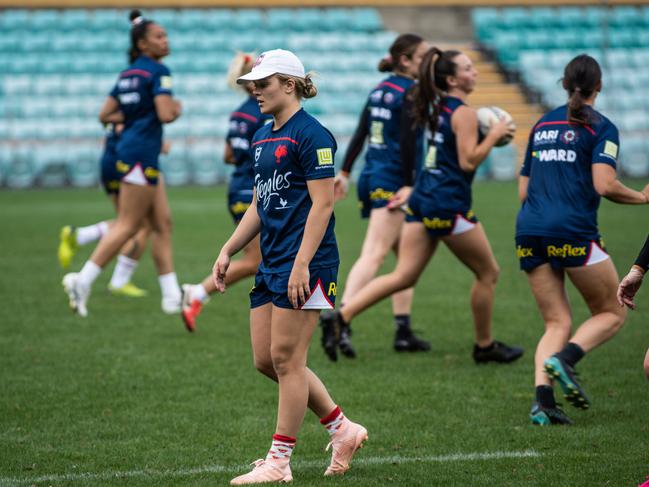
[{"xmin": 1, "ymin": 181, "xmax": 648, "ymax": 486}]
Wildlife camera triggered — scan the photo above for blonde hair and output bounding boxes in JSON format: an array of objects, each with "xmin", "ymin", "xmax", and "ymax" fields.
[
  {"xmin": 227, "ymin": 51, "xmax": 256, "ymax": 91},
  {"xmin": 276, "ymin": 72, "xmax": 318, "ymax": 99}
]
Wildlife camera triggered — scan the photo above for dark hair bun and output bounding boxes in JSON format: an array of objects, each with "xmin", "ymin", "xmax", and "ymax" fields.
[{"xmin": 129, "ymin": 9, "xmax": 142, "ymax": 22}]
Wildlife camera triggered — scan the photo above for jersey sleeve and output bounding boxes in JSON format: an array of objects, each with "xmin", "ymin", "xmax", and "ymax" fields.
[
  {"xmin": 591, "ymin": 121, "xmax": 619, "ymax": 168},
  {"xmin": 399, "ymin": 92, "xmax": 418, "ymax": 186},
  {"xmin": 299, "ymin": 123, "xmax": 337, "ymax": 180},
  {"xmin": 341, "ymin": 101, "xmax": 369, "ymax": 174},
  {"xmin": 634, "ymin": 234, "xmax": 649, "ymax": 271},
  {"xmin": 152, "ymin": 65, "xmax": 174, "ymax": 97},
  {"xmin": 520, "ymin": 127, "xmax": 535, "ymax": 177}
]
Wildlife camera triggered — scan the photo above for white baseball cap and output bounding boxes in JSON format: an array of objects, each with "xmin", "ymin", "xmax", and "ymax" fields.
[{"xmin": 237, "ymin": 49, "xmax": 305, "ymax": 84}]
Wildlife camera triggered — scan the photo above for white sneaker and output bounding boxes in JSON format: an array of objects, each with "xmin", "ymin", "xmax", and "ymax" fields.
[
  {"xmin": 161, "ymin": 293, "xmax": 181, "ymax": 314},
  {"xmin": 62, "ymin": 272, "xmax": 90, "ymax": 317}
]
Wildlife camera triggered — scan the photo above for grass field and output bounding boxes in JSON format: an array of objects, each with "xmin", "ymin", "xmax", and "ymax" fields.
[{"xmin": 1, "ymin": 181, "xmax": 648, "ymax": 486}]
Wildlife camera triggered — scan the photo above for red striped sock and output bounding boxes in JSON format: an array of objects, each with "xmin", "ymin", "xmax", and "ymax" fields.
[
  {"xmin": 266, "ymin": 434, "xmax": 296, "ymax": 461},
  {"xmin": 320, "ymin": 406, "xmax": 345, "ymax": 436}
]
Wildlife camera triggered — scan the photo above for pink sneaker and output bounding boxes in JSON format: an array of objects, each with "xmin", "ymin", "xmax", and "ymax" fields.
[
  {"xmin": 230, "ymin": 458, "xmax": 293, "ymax": 485},
  {"xmin": 324, "ymin": 420, "xmax": 368, "ymax": 476},
  {"xmin": 638, "ymin": 476, "xmax": 649, "ymax": 487}
]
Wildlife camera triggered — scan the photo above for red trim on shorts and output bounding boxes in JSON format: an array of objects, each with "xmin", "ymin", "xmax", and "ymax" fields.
[
  {"xmin": 378, "ymin": 81, "xmax": 405, "ymax": 92},
  {"xmin": 121, "ymin": 69, "xmax": 152, "ymax": 78},
  {"xmin": 320, "ymin": 406, "xmax": 341, "ymax": 425},
  {"xmin": 253, "ymin": 137, "xmax": 299, "ymax": 146},
  {"xmin": 534, "ymin": 120, "xmax": 595, "ymax": 135},
  {"xmin": 232, "ymin": 111, "xmax": 258, "ymax": 123}
]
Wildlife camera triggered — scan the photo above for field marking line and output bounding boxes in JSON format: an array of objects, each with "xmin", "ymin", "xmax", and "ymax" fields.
[{"xmin": 0, "ymin": 449, "xmax": 541, "ymax": 485}]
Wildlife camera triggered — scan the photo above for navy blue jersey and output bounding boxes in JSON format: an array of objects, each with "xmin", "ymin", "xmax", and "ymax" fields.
[
  {"xmin": 109, "ymin": 55, "xmax": 173, "ymax": 164},
  {"xmin": 516, "ymin": 104, "xmax": 619, "ymax": 239},
  {"xmin": 413, "ymin": 96, "xmax": 475, "ymax": 213},
  {"xmin": 228, "ymin": 96, "xmax": 271, "ymax": 193},
  {"xmin": 252, "ymin": 109, "xmax": 339, "ymax": 273},
  {"xmin": 103, "ymin": 124, "xmax": 119, "ymax": 157},
  {"xmin": 362, "ymin": 75, "xmax": 423, "ymax": 183}
]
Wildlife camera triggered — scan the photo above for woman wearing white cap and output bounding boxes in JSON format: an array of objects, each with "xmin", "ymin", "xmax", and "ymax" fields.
[{"xmin": 212, "ymin": 49, "xmax": 367, "ymax": 484}]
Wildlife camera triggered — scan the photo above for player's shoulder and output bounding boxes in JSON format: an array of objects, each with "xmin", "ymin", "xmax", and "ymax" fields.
[{"xmin": 296, "ymin": 110, "xmax": 336, "ymax": 147}]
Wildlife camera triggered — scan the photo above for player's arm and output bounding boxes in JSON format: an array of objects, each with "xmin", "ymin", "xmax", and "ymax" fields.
[
  {"xmin": 592, "ymin": 164, "xmax": 649, "ymax": 204},
  {"xmin": 340, "ymin": 104, "xmax": 370, "ymax": 177},
  {"xmin": 223, "ymin": 142, "xmax": 236, "ymax": 165},
  {"xmin": 213, "ymin": 191, "xmax": 261, "ymax": 292},
  {"xmin": 288, "ymin": 177, "xmax": 335, "ymax": 308},
  {"xmin": 155, "ymin": 94, "xmax": 182, "ymax": 123},
  {"xmin": 454, "ymin": 106, "xmax": 511, "ymax": 172},
  {"xmin": 98, "ymin": 97, "xmax": 123, "ymax": 124},
  {"xmin": 388, "ymin": 95, "xmax": 417, "ymax": 208},
  {"xmin": 518, "ymin": 175, "xmax": 529, "ymax": 203}
]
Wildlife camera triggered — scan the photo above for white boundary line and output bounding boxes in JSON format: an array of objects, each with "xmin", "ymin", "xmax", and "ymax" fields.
[{"xmin": 0, "ymin": 450, "xmax": 540, "ymax": 485}]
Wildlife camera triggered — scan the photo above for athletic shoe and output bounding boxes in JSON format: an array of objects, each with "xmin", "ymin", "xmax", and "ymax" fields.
[
  {"xmin": 58, "ymin": 226, "xmax": 78, "ymax": 269},
  {"xmin": 529, "ymin": 401, "xmax": 572, "ymax": 425},
  {"xmin": 181, "ymin": 284, "xmax": 202, "ymax": 332},
  {"xmin": 230, "ymin": 458, "xmax": 292, "ymax": 485},
  {"xmin": 394, "ymin": 329, "xmax": 431, "ymax": 352},
  {"xmin": 320, "ymin": 310, "xmax": 341, "ymax": 362},
  {"xmin": 473, "ymin": 340, "xmax": 524, "ymax": 364},
  {"xmin": 62, "ymin": 272, "xmax": 90, "ymax": 317},
  {"xmin": 339, "ymin": 324, "xmax": 356, "ymax": 358},
  {"xmin": 324, "ymin": 420, "xmax": 368, "ymax": 476},
  {"xmin": 108, "ymin": 282, "xmax": 148, "ymax": 298},
  {"xmin": 544, "ymin": 355, "xmax": 590, "ymax": 410},
  {"xmin": 161, "ymin": 295, "xmax": 181, "ymax": 314},
  {"xmin": 637, "ymin": 476, "xmax": 649, "ymax": 487}
]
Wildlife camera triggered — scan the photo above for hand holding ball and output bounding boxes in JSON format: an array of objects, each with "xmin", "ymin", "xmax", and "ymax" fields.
[{"xmin": 477, "ymin": 106, "xmax": 516, "ymax": 147}]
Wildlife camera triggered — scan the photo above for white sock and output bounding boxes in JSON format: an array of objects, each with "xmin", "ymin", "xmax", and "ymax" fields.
[
  {"xmin": 159, "ymin": 272, "xmax": 181, "ymax": 299},
  {"xmin": 192, "ymin": 284, "xmax": 209, "ymax": 303},
  {"xmin": 321, "ymin": 406, "xmax": 346, "ymax": 437},
  {"xmin": 109, "ymin": 255, "xmax": 138, "ymax": 289},
  {"xmin": 266, "ymin": 434, "xmax": 296, "ymax": 461},
  {"xmin": 76, "ymin": 221, "xmax": 109, "ymax": 246},
  {"xmin": 77, "ymin": 260, "xmax": 102, "ymax": 288}
]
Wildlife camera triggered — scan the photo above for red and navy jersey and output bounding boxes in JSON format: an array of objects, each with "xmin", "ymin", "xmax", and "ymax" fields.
[
  {"xmin": 109, "ymin": 55, "xmax": 173, "ymax": 165},
  {"xmin": 412, "ymin": 96, "xmax": 475, "ymax": 213},
  {"xmin": 228, "ymin": 96, "xmax": 271, "ymax": 193},
  {"xmin": 516, "ymin": 104, "xmax": 619, "ymax": 239},
  {"xmin": 252, "ymin": 109, "xmax": 338, "ymax": 273},
  {"xmin": 362, "ymin": 75, "xmax": 423, "ymax": 183}
]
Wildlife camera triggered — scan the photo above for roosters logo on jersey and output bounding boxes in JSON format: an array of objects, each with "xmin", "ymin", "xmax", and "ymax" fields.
[{"xmin": 275, "ymin": 145, "xmax": 288, "ymax": 164}]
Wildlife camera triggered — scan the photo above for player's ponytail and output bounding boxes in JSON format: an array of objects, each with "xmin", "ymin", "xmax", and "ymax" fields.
[
  {"xmin": 378, "ymin": 33, "xmax": 424, "ymax": 73},
  {"xmin": 227, "ymin": 51, "xmax": 257, "ymax": 91},
  {"xmin": 128, "ymin": 9, "xmax": 153, "ymax": 64},
  {"xmin": 412, "ymin": 47, "xmax": 460, "ymax": 134},
  {"xmin": 276, "ymin": 72, "xmax": 318, "ymax": 99},
  {"xmin": 562, "ymin": 54, "xmax": 601, "ymax": 125}
]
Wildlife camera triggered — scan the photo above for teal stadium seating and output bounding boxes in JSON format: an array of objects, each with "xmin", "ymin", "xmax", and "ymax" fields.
[
  {"xmin": 0, "ymin": 8, "xmax": 390, "ymax": 187},
  {"xmin": 473, "ymin": 6, "xmax": 649, "ymax": 177}
]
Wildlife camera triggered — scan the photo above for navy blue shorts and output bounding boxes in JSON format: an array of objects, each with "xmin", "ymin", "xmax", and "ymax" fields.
[
  {"xmin": 100, "ymin": 152, "xmax": 120, "ymax": 195},
  {"xmin": 516, "ymin": 235, "xmax": 609, "ymax": 271},
  {"xmin": 357, "ymin": 172, "xmax": 402, "ymax": 219},
  {"xmin": 228, "ymin": 189, "xmax": 254, "ymax": 224},
  {"xmin": 116, "ymin": 155, "xmax": 160, "ymax": 187},
  {"xmin": 250, "ymin": 267, "xmax": 338, "ymax": 310},
  {"xmin": 405, "ymin": 193, "xmax": 478, "ymax": 237}
]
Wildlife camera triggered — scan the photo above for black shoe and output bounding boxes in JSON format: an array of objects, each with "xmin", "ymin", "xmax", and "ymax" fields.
[
  {"xmin": 320, "ymin": 310, "xmax": 341, "ymax": 362},
  {"xmin": 530, "ymin": 401, "xmax": 573, "ymax": 425},
  {"xmin": 338, "ymin": 324, "xmax": 357, "ymax": 358},
  {"xmin": 473, "ymin": 340, "xmax": 524, "ymax": 363},
  {"xmin": 394, "ymin": 329, "xmax": 431, "ymax": 352}
]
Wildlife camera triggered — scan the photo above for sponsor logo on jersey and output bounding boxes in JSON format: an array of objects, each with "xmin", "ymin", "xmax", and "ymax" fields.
[
  {"xmin": 532, "ymin": 149, "xmax": 577, "ymax": 162},
  {"xmin": 239, "ymin": 122, "xmax": 249, "ymax": 134},
  {"xmin": 230, "ymin": 201, "xmax": 251, "ymax": 215},
  {"xmin": 370, "ymin": 90, "xmax": 383, "ymax": 102},
  {"xmin": 383, "ymin": 92, "xmax": 395, "ymax": 105},
  {"xmin": 369, "ymin": 188, "xmax": 394, "ymax": 201},
  {"xmin": 274, "ymin": 145, "xmax": 288, "ymax": 164},
  {"xmin": 255, "ymin": 146, "xmax": 263, "ymax": 162},
  {"xmin": 118, "ymin": 78, "xmax": 139, "ymax": 90},
  {"xmin": 547, "ymin": 244, "xmax": 587, "ymax": 258},
  {"xmin": 560, "ymin": 129, "xmax": 577, "ymax": 144},
  {"xmin": 118, "ymin": 92, "xmax": 140, "ymax": 105},
  {"xmin": 316, "ymin": 148, "xmax": 333, "ymax": 165},
  {"xmin": 422, "ymin": 217, "xmax": 453, "ymax": 230},
  {"xmin": 534, "ymin": 130, "xmax": 559, "ymax": 145},
  {"xmin": 230, "ymin": 137, "xmax": 250, "ymax": 150},
  {"xmin": 370, "ymin": 106, "xmax": 392, "ymax": 120},
  {"xmin": 516, "ymin": 245, "xmax": 533, "ymax": 258},
  {"xmin": 255, "ymin": 170, "xmax": 292, "ymax": 210},
  {"xmin": 160, "ymin": 76, "xmax": 173, "ymax": 90},
  {"xmin": 602, "ymin": 140, "xmax": 618, "ymax": 160}
]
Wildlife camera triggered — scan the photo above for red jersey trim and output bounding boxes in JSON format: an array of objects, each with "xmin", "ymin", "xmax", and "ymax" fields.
[
  {"xmin": 378, "ymin": 81, "xmax": 405, "ymax": 93},
  {"xmin": 232, "ymin": 111, "xmax": 258, "ymax": 123},
  {"xmin": 253, "ymin": 137, "xmax": 299, "ymax": 146},
  {"xmin": 121, "ymin": 69, "xmax": 152, "ymax": 78},
  {"xmin": 534, "ymin": 120, "xmax": 595, "ymax": 135}
]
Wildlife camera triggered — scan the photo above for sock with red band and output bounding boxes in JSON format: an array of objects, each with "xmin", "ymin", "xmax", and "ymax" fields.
[
  {"xmin": 320, "ymin": 406, "xmax": 346, "ymax": 437},
  {"xmin": 266, "ymin": 434, "xmax": 296, "ymax": 461}
]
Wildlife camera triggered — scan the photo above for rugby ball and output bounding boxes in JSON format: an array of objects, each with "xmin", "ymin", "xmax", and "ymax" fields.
[{"xmin": 477, "ymin": 106, "xmax": 515, "ymax": 147}]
